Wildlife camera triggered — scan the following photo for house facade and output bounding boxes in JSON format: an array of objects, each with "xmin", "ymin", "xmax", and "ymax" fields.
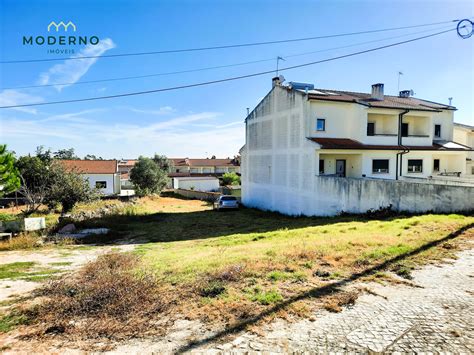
[
  {"xmin": 241, "ymin": 78, "xmax": 473, "ymax": 216},
  {"xmin": 453, "ymin": 122, "xmax": 474, "ymax": 176},
  {"xmin": 169, "ymin": 158, "xmax": 240, "ymax": 177},
  {"xmin": 61, "ymin": 160, "xmax": 121, "ymax": 195}
]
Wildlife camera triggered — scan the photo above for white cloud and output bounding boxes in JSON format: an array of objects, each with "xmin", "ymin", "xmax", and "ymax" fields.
[
  {"xmin": 125, "ymin": 106, "xmax": 175, "ymax": 115},
  {"xmin": 2, "ymin": 111, "xmax": 245, "ymax": 158},
  {"xmin": 38, "ymin": 38, "xmax": 116, "ymax": 91},
  {"xmin": 0, "ymin": 89, "xmax": 44, "ymax": 114}
]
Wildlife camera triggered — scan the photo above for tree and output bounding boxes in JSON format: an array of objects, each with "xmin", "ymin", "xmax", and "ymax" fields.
[
  {"xmin": 46, "ymin": 163, "xmax": 98, "ymax": 213},
  {"xmin": 152, "ymin": 154, "xmax": 173, "ymax": 172},
  {"xmin": 53, "ymin": 148, "xmax": 79, "ymax": 160},
  {"xmin": 15, "ymin": 155, "xmax": 51, "ymax": 215},
  {"xmin": 221, "ymin": 172, "xmax": 241, "ymax": 186},
  {"xmin": 84, "ymin": 154, "xmax": 103, "ymax": 160},
  {"xmin": 0, "ymin": 145, "xmax": 20, "ymax": 196},
  {"xmin": 130, "ymin": 156, "xmax": 169, "ymax": 196},
  {"xmin": 35, "ymin": 146, "xmax": 53, "ymax": 164}
]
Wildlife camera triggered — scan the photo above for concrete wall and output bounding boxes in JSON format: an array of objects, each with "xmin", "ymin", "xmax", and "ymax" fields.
[
  {"xmin": 174, "ymin": 189, "xmax": 221, "ymax": 201},
  {"xmin": 173, "ymin": 177, "xmax": 219, "ymax": 192},
  {"xmin": 243, "ymin": 176, "xmax": 474, "ymax": 216}
]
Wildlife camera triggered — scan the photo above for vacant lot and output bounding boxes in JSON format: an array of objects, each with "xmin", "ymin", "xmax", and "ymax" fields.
[{"xmin": 0, "ymin": 195, "xmax": 473, "ymax": 351}]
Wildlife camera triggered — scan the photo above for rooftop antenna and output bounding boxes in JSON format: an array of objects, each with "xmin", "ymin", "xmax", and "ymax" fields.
[
  {"xmin": 397, "ymin": 71, "xmax": 403, "ymax": 93},
  {"xmin": 246, "ymin": 107, "xmax": 250, "ymax": 115},
  {"xmin": 276, "ymin": 56, "xmax": 285, "ymax": 76},
  {"xmin": 448, "ymin": 97, "xmax": 453, "ymax": 106}
]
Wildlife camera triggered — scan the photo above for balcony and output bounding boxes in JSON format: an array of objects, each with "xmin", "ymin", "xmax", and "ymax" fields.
[
  {"xmin": 400, "ymin": 134, "xmax": 431, "ymax": 146},
  {"xmin": 364, "ymin": 134, "xmax": 398, "ymax": 145}
]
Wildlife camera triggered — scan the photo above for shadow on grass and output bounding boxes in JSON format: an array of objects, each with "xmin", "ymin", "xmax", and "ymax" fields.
[
  {"xmin": 175, "ymin": 222, "xmax": 474, "ymax": 353},
  {"xmin": 72, "ymin": 206, "xmax": 415, "ymax": 245}
]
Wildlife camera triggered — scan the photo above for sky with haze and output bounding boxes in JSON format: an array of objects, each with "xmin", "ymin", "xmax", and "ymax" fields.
[{"xmin": 0, "ymin": 0, "xmax": 473, "ymax": 159}]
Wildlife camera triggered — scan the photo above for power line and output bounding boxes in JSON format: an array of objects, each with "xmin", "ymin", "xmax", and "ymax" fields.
[
  {"xmin": 0, "ymin": 24, "xmax": 454, "ymax": 90},
  {"xmin": 0, "ymin": 19, "xmax": 460, "ymax": 64},
  {"xmin": 0, "ymin": 27, "xmax": 456, "ymax": 109}
]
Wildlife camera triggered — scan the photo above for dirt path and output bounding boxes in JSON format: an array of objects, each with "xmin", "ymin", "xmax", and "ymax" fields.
[
  {"xmin": 0, "ymin": 245, "xmax": 135, "ymax": 302},
  {"xmin": 107, "ymin": 247, "xmax": 474, "ymax": 353}
]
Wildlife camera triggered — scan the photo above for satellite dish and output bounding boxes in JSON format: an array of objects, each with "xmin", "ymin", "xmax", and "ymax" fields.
[{"xmin": 278, "ymin": 75, "xmax": 285, "ymax": 83}]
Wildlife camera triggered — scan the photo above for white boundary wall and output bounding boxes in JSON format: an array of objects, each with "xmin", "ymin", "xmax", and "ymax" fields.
[{"xmin": 243, "ymin": 176, "xmax": 474, "ymax": 216}]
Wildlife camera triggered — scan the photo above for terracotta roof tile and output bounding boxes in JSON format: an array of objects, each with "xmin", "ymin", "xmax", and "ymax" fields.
[
  {"xmin": 59, "ymin": 160, "xmax": 118, "ymax": 174},
  {"xmin": 298, "ymin": 88, "xmax": 455, "ymax": 112}
]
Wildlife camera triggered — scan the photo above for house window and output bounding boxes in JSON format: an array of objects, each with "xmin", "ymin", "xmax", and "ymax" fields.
[
  {"xmin": 190, "ymin": 168, "xmax": 199, "ymax": 173},
  {"xmin": 433, "ymin": 159, "xmax": 440, "ymax": 172},
  {"xmin": 319, "ymin": 159, "xmax": 325, "ymax": 174},
  {"xmin": 316, "ymin": 118, "xmax": 326, "ymax": 131},
  {"xmin": 401, "ymin": 123, "xmax": 409, "ymax": 137},
  {"xmin": 228, "ymin": 167, "xmax": 236, "ymax": 173},
  {"xmin": 434, "ymin": 124, "xmax": 441, "ymax": 138},
  {"xmin": 95, "ymin": 181, "xmax": 107, "ymax": 189},
  {"xmin": 407, "ymin": 159, "xmax": 423, "ymax": 173},
  {"xmin": 372, "ymin": 159, "xmax": 389, "ymax": 173},
  {"xmin": 367, "ymin": 122, "xmax": 375, "ymax": 136}
]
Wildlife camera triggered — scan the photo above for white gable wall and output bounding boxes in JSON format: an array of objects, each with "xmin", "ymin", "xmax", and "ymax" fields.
[{"xmin": 83, "ymin": 173, "xmax": 120, "ymax": 195}]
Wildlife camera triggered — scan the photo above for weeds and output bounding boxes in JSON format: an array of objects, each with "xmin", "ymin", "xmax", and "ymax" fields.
[
  {"xmin": 0, "ymin": 233, "xmax": 42, "ymax": 251},
  {"xmin": 29, "ymin": 253, "xmax": 166, "ymax": 338}
]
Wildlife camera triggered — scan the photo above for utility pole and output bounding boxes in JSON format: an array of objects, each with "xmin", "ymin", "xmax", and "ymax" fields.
[
  {"xmin": 397, "ymin": 71, "xmax": 403, "ymax": 93},
  {"xmin": 276, "ymin": 56, "xmax": 285, "ymax": 76}
]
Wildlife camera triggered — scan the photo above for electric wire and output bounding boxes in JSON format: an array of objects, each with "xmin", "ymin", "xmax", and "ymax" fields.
[
  {"xmin": 0, "ymin": 19, "xmax": 460, "ymax": 64},
  {"xmin": 0, "ymin": 24, "xmax": 454, "ymax": 90},
  {"xmin": 0, "ymin": 27, "xmax": 456, "ymax": 109}
]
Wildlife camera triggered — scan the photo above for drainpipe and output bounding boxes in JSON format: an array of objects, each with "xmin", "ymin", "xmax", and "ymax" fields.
[{"xmin": 396, "ymin": 110, "xmax": 410, "ymax": 180}]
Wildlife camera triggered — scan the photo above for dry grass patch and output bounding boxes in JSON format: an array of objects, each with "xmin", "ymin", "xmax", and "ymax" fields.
[{"xmin": 25, "ymin": 253, "xmax": 168, "ymax": 339}]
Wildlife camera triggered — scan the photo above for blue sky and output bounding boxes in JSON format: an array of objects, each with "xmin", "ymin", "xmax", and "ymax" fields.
[{"xmin": 0, "ymin": 0, "xmax": 473, "ymax": 159}]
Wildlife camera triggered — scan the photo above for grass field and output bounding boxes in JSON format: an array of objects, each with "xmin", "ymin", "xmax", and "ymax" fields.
[{"xmin": 1, "ymin": 196, "xmax": 473, "ymax": 340}]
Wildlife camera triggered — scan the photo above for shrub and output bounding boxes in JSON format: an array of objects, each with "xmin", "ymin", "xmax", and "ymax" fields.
[
  {"xmin": 0, "ymin": 233, "xmax": 41, "ymax": 251},
  {"xmin": 30, "ymin": 253, "xmax": 165, "ymax": 338},
  {"xmin": 221, "ymin": 172, "xmax": 240, "ymax": 186}
]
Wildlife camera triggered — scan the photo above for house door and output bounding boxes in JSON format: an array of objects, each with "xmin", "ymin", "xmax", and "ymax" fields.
[{"xmin": 336, "ymin": 160, "xmax": 346, "ymax": 177}]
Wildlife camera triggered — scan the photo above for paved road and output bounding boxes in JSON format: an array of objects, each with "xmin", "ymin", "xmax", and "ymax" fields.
[
  {"xmin": 108, "ymin": 247, "xmax": 474, "ymax": 354},
  {"xmin": 200, "ymin": 248, "xmax": 474, "ymax": 353}
]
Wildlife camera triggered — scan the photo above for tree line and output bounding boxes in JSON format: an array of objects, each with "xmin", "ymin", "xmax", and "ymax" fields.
[{"xmin": 0, "ymin": 145, "xmax": 240, "ymax": 215}]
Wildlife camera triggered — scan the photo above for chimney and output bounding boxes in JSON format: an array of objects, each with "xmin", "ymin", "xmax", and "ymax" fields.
[
  {"xmin": 272, "ymin": 76, "xmax": 281, "ymax": 88},
  {"xmin": 371, "ymin": 83, "xmax": 384, "ymax": 100},
  {"xmin": 399, "ymin": 90, "xmax": 412, "ymax": 98}
]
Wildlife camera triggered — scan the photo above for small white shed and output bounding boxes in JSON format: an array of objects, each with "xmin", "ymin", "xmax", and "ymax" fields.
[{"xmin": 173, "ymin": 177, "xmax": 219, "ymax": 192}]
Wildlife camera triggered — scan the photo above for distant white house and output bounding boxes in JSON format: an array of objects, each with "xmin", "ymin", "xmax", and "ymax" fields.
[
  {"xmin": 169, "ymin": 158, "xmax": 240, "ymax": 177},
  {"xmin": 240, "ymin": 78, "xmax": 474, "ymax": 216},
  {"xmin": 173, "ymin": 176, "xmax": 220, "ymax": 192},
  {"xmin": 61, "ymin": 160, "xmax": 121, "ymax": 195},
  {"xmin": 453, "ymin": 122, "xmax": 474, "ymax": 176}
]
